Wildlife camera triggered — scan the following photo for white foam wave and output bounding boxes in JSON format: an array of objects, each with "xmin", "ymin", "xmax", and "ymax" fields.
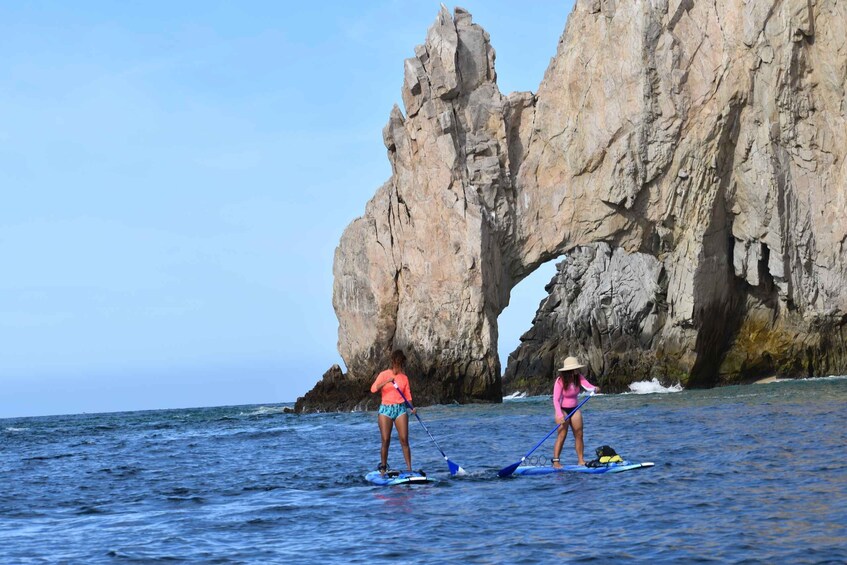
[
  {"xmin": 757, "ymin": 375, "xmax": 847, "ymax": 385},
  {"xmin": 503, "ymin": 391, "xmax": 527, "ymax": 400},
  {"xmin": 240, "ymin": 406, "xmax": 289, "ymax": 417},
  {"xmin": 5, "ymin": 427, "xmax": 29, "ymax": 432},
  {"xmin": 626, "ymin": 378, "xmax": 683, "ymax": 394},
  {"xmin": 790, "ymin": 375, "xmax": 847, "ymax": 383}
]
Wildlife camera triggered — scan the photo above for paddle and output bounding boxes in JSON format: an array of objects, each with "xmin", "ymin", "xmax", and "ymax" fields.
[
  {"xmin": 392, "ymin": 382, "xmax": 467, "ymax": 476},
  {"xmin": 497, "ymin": 391, "xmax": 595, "ymax": 478}
]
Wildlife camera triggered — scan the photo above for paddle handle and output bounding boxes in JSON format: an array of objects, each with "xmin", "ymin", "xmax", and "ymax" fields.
[{"xmin": 390, "ymin": 380, "xmax": 415, "ymax": 411}]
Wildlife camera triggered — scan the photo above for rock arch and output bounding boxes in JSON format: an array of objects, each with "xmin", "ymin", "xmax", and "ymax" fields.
[{"xmin": 297, "ymin": 2, "xmax": 847, "ymax": 412}]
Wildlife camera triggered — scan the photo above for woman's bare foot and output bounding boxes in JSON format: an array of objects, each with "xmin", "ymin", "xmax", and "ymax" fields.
[{"xmin": 552, "ymin": 458, "xmax": 562, "ymax": 469}]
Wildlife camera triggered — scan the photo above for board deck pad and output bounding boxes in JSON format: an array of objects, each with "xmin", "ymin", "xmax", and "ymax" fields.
[
  {"xmin": 364, "ymin": 470, "xmax": 432, "ymax": 485},
  {"xmin": 512, "ymin": 461, "xmax": 655, "ymax": 476}
]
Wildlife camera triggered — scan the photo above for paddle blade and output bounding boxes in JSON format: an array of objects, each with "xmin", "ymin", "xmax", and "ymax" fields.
[
  {"xmin": 497, "ymin": 460, "xmax": 522, "ymax": 478},
  {"xmin": 447, "ymin": 459, "xmax": 467, "ymax": 476}
]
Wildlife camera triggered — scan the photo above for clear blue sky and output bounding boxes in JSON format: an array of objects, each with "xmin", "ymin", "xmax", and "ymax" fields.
[{"xmin": 0, "ymin": 1, "xmax": 572, "ymax": 418}]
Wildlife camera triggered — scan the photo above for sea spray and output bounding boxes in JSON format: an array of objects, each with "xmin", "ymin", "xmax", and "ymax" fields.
[{"xmin": 626, "ymin": 378, "xmax": 683, "ymax": 394}]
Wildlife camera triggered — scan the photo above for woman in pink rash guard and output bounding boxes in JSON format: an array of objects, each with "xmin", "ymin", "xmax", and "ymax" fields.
[{"xmin": 552, "ymin": 356, "xmax": 600, "ymax": 468}]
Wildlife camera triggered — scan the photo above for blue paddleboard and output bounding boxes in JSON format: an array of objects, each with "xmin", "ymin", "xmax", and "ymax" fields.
[
  {"xmin": 364, "ymin": 470, "xmax": 432, "ymax": 485},
  {"xmin": 512, "ymin": 461, "xmax": 654, "ymax": 476}
]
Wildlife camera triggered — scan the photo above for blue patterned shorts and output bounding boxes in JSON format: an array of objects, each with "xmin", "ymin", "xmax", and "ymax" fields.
[{"xmin": 378, "ymin": 403, "xmax": 408, "ymax": 420}]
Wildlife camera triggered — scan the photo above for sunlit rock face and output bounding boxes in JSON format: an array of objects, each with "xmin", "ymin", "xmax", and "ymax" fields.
[
  {"xmin": 327, "ymin": 7, "xmax": 522, "ymax": 407},
  {"xmin": 504, "ymin": 0, "xmax": 847, "ymax": 393},
  {"xmin": 298, "ymin": 1, "xmax": 847, "ymax": 412}
]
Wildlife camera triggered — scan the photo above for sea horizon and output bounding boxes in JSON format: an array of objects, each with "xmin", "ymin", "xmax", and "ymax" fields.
[{"xmin": 6, "ymin": 374, "xmax": 844, "ymax": 421}]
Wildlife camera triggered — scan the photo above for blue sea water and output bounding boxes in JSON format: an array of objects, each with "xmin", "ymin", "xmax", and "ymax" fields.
[{"xmin": 1, "ymin": 377, "xmax": 846, "ymax": 564}]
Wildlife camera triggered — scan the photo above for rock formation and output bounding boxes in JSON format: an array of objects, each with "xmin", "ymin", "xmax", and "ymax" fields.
[
  {"xmin": 325, "ymin": 6, "xmax": 523, "ymax": 407},
  {"xmin": 294, "ymin": 365, "xmax": 375, "ymax": 413},
  {"xmin": 503, "ymin": 244, "xmax": 667, "ymax": 396},
  {"xmin": 502, "ymin": 0, "xmax": 847, "ymax": 394},
  {"xmin": 297, "ymin": 1, "xmax": 847, "ymax": 412}
]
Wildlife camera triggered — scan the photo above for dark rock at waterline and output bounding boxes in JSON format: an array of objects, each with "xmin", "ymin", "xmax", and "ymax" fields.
[
  {"xmin": 295, "ymin": 362, "xmax": 500, "ymax": 414},
  {"xmin": 502, "ymin": 244, "xmax": 679, "ymax": 396},
  {"xmin": 294, "ymin": 365, "xmax": 376, "ymax": 414},
  {"xmin": 502, "ymin": 244, "xmax": 847, "ymax": 396}
]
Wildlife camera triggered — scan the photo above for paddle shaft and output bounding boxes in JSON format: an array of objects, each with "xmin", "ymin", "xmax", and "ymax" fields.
[
  {"xmin": 527, "ymin": 392, "xmax": 593, "ymax": 458},
  {"xmin": 498, "ymin": 391, "xmax": 594, "ymax": 477},
  {"xmin": 391, "ymin": 382, "xmax": 450, "ymax": 460}
]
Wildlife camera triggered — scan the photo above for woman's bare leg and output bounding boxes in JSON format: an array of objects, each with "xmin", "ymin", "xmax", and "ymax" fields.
[
  {"xmin": 378, "ymin": 414, "xmax": 393, "ymax": 471},
  {"xmin": 552, "ymin": 425, "xmax": 568, "ymax": 468},
  {"xmin": 570, "ymin": 410, "xmax": 585, "ymax": 465},
  {"xmin": 395, "ymin": 414, "xmax": 412, "ymax": 470}
]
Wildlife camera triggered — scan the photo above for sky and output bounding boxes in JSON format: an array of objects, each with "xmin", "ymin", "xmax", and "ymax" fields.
[{"xmin": 0, "ymin": 1, "xmax": 574, "ymax": 418}]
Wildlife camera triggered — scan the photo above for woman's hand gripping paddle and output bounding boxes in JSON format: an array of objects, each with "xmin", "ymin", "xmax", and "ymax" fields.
[
  {"xmin": 497, "ymin": 391, "xmax": 595, "ymax": 478},
  {"xmin": 392, "ymin": 382, "xmax": 467, "ymax": 476}
]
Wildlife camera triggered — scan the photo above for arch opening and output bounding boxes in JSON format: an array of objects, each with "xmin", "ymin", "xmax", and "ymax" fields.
[
  {"xmin": 498, "ymin": 243, "xmax": 669, "ymax": 397},
  {"xmin": 496, "ymin": 259, "xmax": 560, "ymax": 390}
]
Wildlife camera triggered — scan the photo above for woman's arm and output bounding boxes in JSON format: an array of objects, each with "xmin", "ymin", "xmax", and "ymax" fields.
[
  {"xmin": 553, "ymin": 377, "xmax": 564, "ymax": 421},
  {"xmin": 579, "ymin": 374, "xmax": 599, "ymax": 393},
  {"xmin": 370, "ymin": 370, "xmax": 394, "ymax": 393}
]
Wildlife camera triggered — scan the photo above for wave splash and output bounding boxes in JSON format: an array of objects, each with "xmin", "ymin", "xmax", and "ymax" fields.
[{"xmin": 626, "ymin": 378, "xmax": 683, "ymax": 394}]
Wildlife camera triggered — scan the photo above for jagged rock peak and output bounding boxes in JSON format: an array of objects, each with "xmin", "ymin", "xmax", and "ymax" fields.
[
  {"xmin": 401, "ymin": 6, "xmax": 497, "ymax": 117},
  {"xmin": 309, "ymin": 6, "xmax": 534, "ymax": 413}
]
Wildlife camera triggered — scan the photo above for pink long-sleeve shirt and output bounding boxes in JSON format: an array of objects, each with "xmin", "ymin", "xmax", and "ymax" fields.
[
  {"xmin": 553, "ymin": 374, "xmax": 597, "ymax": 420},
  {"xmin": 370, "ymin": 369, "xmax": 412, "ymax": 405}
]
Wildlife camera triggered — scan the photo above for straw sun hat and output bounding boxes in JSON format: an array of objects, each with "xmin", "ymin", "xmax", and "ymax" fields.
[{"xmin": 558, "ymin": 356, "xmax": 585, "ymax": 372}]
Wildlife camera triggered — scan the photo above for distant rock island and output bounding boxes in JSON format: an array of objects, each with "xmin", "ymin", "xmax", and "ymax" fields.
[{"xmin": 296, "ymin": 1, "xmax": 847, "ymax": 412}]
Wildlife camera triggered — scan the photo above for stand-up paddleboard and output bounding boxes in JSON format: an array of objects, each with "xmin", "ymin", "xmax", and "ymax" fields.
[
  {"xmin": 512, "ymin": 461, "xmax": 654, "ymax": 476},
  {"xmin": 364, "ymin": 470, "xmax": 432, "ymax": 485}
]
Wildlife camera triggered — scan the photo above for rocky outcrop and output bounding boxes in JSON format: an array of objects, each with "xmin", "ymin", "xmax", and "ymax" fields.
[
  {"xmin": 294, "ymin": 365, "xmax": 375, "ymax": 413},
  {"xmin": 503, "ymin": 244, "xmax": 667, "ymax": 395},
  {"xmin": 299, "ymin": 1, "xmax": 847, "ymax": 412}
]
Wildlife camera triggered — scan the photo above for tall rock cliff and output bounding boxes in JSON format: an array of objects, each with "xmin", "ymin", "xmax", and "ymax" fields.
[
  {"xmin": 296, "ymin": 1, "xmax": 847, "ymax": 412},
  {"xmin": 305, "ymin": 7, "xmax": 527, "ymax": 411}
]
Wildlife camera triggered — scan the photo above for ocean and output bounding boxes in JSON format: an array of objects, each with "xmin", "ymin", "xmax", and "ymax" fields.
[{"xmin": 1, "ymin": 377, "xmax": 845, "ymax": 563}]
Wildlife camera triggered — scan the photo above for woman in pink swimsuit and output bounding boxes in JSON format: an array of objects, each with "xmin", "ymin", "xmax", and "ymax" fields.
[{"xmin": 552, "ymin": 356, "xmax": 599, "ymax": 468}]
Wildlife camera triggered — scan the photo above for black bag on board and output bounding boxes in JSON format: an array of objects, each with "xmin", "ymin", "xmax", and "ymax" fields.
[{"xmin": 586, "ymin": 445, "xmax": 624, "ymax": 467}]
